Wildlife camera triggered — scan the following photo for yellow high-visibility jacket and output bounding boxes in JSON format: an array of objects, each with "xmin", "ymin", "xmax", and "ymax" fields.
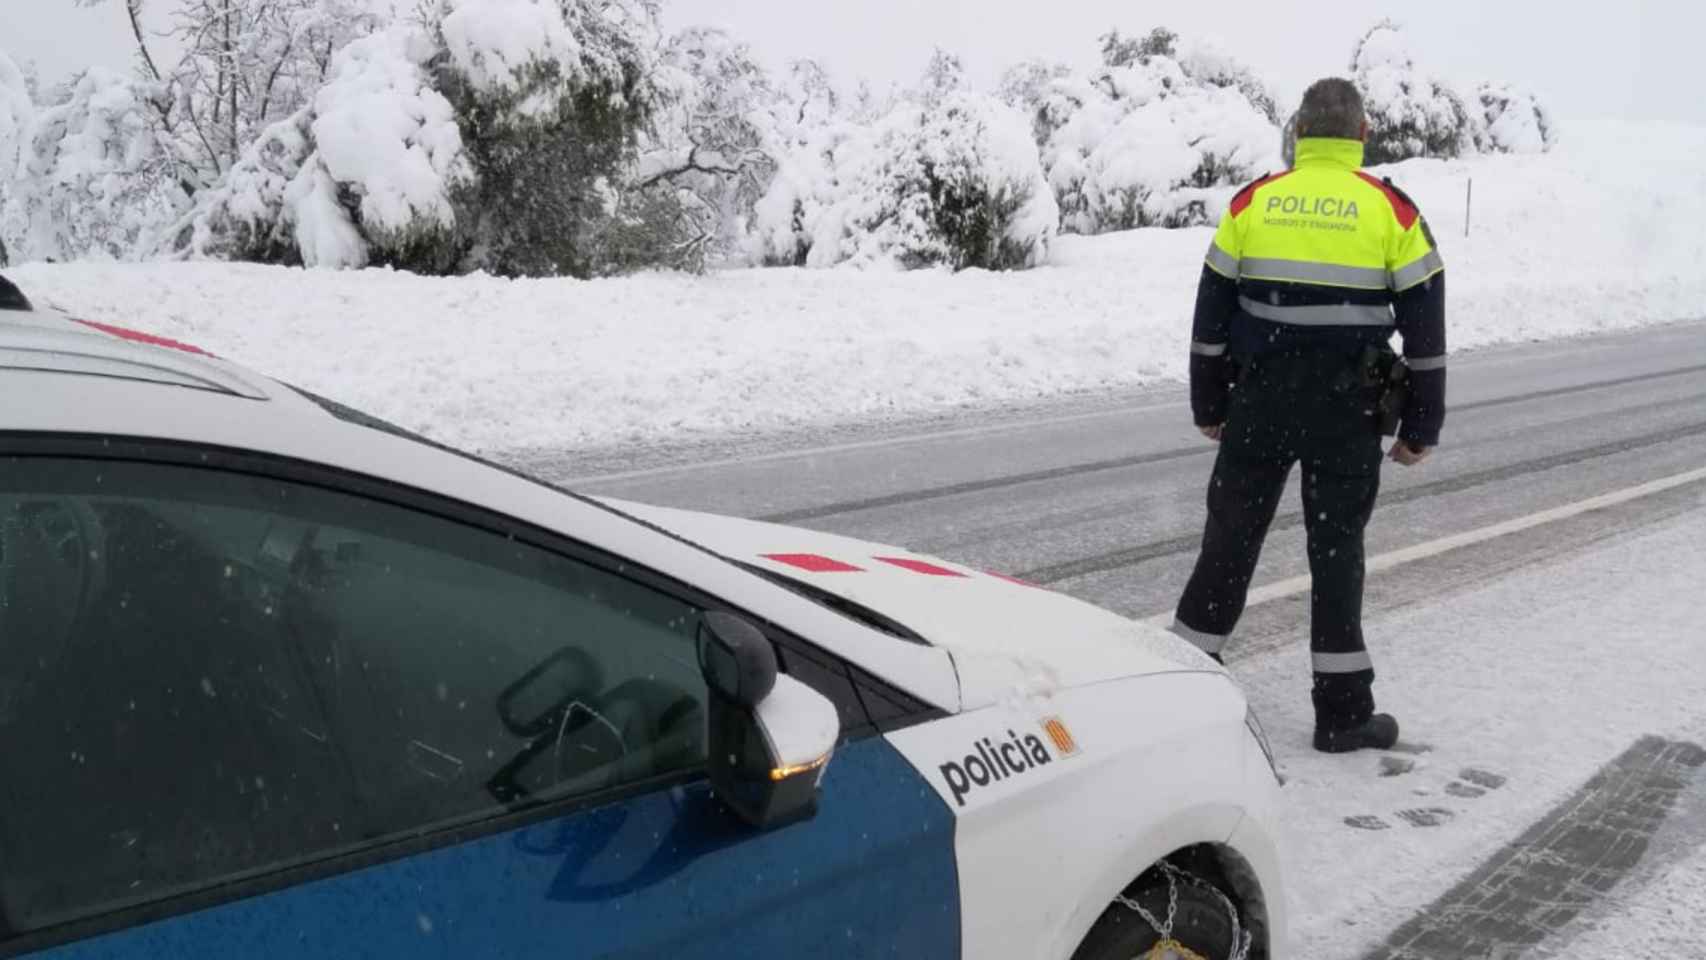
[{"xmin": 1189, "ymin": 137, "xmax": 1447, "ymax": 446}]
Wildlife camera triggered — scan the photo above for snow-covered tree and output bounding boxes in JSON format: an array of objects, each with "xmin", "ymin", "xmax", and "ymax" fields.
[
  {"xmin": 171, "ymin": 0, "xmax": 739, "ymax": 278},
  {"xmin": 752, "ymin": 90, "xmax": 1057, "ymax": 271},
  {"xmin": 6, "ymin": 68, "xmax": 190, "ymax": 262},
  {"xmin": 997, "ymin": 59, "xmax": 1073, "ymax": 116},
  {"xmin": 0, "ymin": 49, "xmax": 35, "ymax": 264},
  {"xmin": 1351, "ymin": 21, "xmax": 1475, "ymax": 164},
  {"xmin": 1031, "ymin": 34, "xmax": 1279, "ymax": 233},
  {"xmin": 432, "ymin": 0, "xmax": 666, "ymax": 277},
  {"xmin": 1099, "ymin": 27, "xmax": 1178, "ymax": 69},
  {"xmin": 1476, "ymin": 81, "xmax": 1557, "ymax": 154},
  {"xmin": 640, "ymin": 26, "xmax": 781, "ymax": 265},
  {"xmin": 79, "ymin": 0, "xmax": 383, "ymax": 191},
  {"xmin": 167, "ymin": 27, "xmax": 470, "ymax": 270},
  {"xmin": 914, "ymin": 48, "xmax": 966, "ymax": 107},
  {"xmin": 776, "ymin": 59, "xmax": 843, "ymax": 136}
]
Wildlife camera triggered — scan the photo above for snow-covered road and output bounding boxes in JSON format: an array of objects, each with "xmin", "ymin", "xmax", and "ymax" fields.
[
  {"xmin": 1254, "ymin": 510, "xmax": 1706, "ymax": 957},
  {"xmin": 557, "ymin": 320, "xmax": 1706, "ymax": 957}
]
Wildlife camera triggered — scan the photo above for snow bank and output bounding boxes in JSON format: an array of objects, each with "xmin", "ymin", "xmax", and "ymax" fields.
[{"xmin": 9, "ymin": 120, "xmax": 1704, "ymax": 455}]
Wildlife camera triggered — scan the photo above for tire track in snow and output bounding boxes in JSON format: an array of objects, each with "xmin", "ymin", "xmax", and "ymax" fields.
[{"xmin": 1365, "ymin": 736, "xmax": 1706, "ymax": 960}]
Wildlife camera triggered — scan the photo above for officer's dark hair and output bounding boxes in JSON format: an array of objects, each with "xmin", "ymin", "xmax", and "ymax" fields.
[{"xmin": 1295, "ymin": 78, "xmax": 1366, "ymax": 141}]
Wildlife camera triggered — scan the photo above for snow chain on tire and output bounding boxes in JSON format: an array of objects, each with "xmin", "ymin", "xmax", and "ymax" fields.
[{"xmin": 1112, "ymin": 861, "xmax": 1253, "ymax": 960}]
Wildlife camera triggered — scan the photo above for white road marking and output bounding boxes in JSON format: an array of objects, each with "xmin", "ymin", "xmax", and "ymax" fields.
[{"xmin": 1143, "ymin": 464, "xmax": 1706, "ymax": 626}]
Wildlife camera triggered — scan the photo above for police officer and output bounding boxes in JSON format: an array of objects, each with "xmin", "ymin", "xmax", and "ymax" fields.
[{"xmin": 1170, "ymin": 78, "xmax": 1446, "ymax": 754}]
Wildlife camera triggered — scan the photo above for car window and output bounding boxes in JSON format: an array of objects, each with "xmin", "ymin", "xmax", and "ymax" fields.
[{"xmin": 0, "ymin": 455, "xmax": 707, "ymax": 937}]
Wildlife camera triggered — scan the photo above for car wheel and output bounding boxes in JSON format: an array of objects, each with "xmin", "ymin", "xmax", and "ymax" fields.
[{"xmin": 1072, "ymin": 864, "xmax": 1248, "ymax": 960}]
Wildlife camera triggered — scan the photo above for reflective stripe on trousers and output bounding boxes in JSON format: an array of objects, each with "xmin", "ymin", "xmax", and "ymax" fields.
[
  {"xmin": 1168, "ymin": 621, "xmax": 1229, "ymax": 656},
  {"xmin": 1313, "ymin": 650, "xmax": 1374, "ymax": 673}
]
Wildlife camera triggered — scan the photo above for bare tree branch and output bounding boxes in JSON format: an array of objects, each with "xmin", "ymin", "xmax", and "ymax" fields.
[
  {"xmin": 637, "ymin": 143, "xmax": 741, "ymax": 189},
  {"xmin": 125, "ymin": 0, "xmax": 166, "ymax": 83}
]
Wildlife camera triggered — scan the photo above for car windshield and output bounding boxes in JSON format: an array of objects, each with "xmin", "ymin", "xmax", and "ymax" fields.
[{"xmin": 4, "ymin": 3, "xmax": 1703, "ymax": 957}]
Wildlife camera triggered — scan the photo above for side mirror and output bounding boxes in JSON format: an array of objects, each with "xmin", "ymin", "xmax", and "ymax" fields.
[{"xmin": 698, "ymin": 612, "xmax": 837, "ymax": 829}]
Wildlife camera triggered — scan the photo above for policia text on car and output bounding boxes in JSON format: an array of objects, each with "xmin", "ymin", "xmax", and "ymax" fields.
[{"xmin": 1169, "ymin": 78, "xmax": 1446, "ymax": 755}]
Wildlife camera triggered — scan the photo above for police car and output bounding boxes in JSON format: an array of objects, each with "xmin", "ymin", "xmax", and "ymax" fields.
[{"xmin": 0, "ymin": 290, "xmax": 1287, "ymax": 959}]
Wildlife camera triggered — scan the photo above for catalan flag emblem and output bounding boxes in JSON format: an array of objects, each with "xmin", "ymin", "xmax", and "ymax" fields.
[{"xmin": 1041, "ymin": 716, "xmax": 1079, "ymax": 756}]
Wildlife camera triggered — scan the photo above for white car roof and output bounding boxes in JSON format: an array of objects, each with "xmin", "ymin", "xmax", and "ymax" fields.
[{"xmin": 0, "ymin": 306, "xmax": 962, "ymax": 711}]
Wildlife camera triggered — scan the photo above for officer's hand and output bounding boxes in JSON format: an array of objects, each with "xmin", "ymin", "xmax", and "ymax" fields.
[
  {"xmin": 1389, "ymin": 441, "xmax": 1432, "ymax": 466},
  {"xmin": 1199, "ymin": 424, "xmax": 1224, "ymax": 442}
]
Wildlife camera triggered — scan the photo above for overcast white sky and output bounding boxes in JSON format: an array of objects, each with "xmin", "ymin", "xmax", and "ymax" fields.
[{"xmin": 3, "ymin": 0, "xmax": 1700, "ymax": 127}]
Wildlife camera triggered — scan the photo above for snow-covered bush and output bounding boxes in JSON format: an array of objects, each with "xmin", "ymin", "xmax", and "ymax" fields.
[
  {"xmin": 754, "ymin": 91, "xmax": 1057, "ymax": 271},
  {"xmin": 433, "ymin": 0, "xmax": 664, "ymax": 278},
  {"xmin": 1096, "ymin": 26, "xmax": 1279, "ymax": 122},
  {"xmin": 1351, "ymin": 21, "xmax": 1475, "ymax": 164},
  {"xmin": 166, "ymin": 28, "xmax": 471, "ymax": 271},
  {"xmin": 301, "ymin": 29, "xmax": 468, "ymax": 270},
  {"xmin": 1476, "ymin": 82, "xmax": 1557, "ymax": 154},
  {"xmin": 1032, "ymin": 38, "xmax": 1278, "ymax": 233},
  {"xmin": 5, "ymin": 68, "xmax": 189, "ymax": 262},
  {"xmin": 1174, "ymin": 35, "xmax": 1281, "ymax": 125},
  {"xmin": 166, "ymin": 109, "xmax": 314, "ymax": 263}
]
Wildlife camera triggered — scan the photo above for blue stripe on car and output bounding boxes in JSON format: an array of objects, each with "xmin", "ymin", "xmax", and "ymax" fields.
[{"xmin": 29, "ymin": 737, "xmax": 959, "ymax": 959}]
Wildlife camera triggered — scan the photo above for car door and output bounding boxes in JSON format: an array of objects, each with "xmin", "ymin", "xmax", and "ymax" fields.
[{"xmin": 0, "ymin": 445, "xmax": 959, "ymax": 959}]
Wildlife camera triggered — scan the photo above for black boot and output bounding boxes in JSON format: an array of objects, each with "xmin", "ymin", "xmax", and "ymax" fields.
[{"xmin": 1313, "ymin": 713, "xmax": 1399, "ymax": 754}]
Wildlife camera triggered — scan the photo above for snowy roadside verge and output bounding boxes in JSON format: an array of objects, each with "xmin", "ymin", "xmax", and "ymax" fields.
[
  {"xmin": 10, "ymin": 121, "xmax": 1705, "ymax": 456},
  {"xmin": 1247, "ymin": 507, "xmax": 1706, "ymax": 957}
]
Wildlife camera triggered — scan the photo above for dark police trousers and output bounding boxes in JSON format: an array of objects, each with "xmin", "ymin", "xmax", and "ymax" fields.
[{"xmin": 1174, "ymin": 349, "xmax": 1384, "ymax": 732}]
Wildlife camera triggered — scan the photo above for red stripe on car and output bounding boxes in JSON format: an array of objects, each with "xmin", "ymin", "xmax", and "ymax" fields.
[
  {"xmin": 763, "ymin": 553, "xmax": 864, "ymax": 573},
  {"xmin": 74, "ymin": 319, "xmax": 214, "ymax": 357},
  {"xmin": 875, "ymin": 557, "xmax": 967, "ymax": 577}
]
